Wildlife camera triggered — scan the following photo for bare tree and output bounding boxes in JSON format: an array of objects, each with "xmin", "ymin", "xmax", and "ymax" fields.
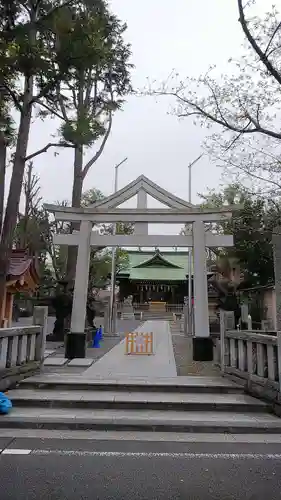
[{"xmin": 150, "ymin": 1, "xmax": 281, "ymax": 195}]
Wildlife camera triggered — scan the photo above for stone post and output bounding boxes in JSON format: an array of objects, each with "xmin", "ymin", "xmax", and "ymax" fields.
[
  {"xmin": 33, "ymin": 306, "xmax": 48, "ymax": 362},
  {"xmin": 183, "ymin": 296, "xmax": 188, "ymax": 336},
  {"xmin": 247, "ymin": 314, "xmax": 252, "ymax": 331},
  {"xmin": 241, "ymin": 304, "xmax": 249, "ymax": 330},
  {"xmin": 103, "ymin": 301, "xmax": 110, "ymax": 333},
  {"xmin": 278, "ymin": 331, "xmax": 281, "ymax": 394},
  {"xmin": 103, "ymin": 300, "xmax": 117, "ymax": 336},
  {"xmin": 224, "ymin": 311, "xmax": 235, "ymax": 330},
  {"xmin": 272, "ymin": 228, "xmax": 281, "ymax": 332},
  {"xmin": 66, "ymin": 221, "xmax": 92, "ymax": 359},
  {"xmin": 219, "ymin": 310, "xmax": 226, "ymax": 373},
  {"xmin": 219, "ymin": 310, "xmax": 234, "ymax": 373}
]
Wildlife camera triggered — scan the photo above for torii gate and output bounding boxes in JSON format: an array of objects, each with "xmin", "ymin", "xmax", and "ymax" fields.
[{"xmin": 45, "ymin": 175, "xmax": 235, "ymax": 359}]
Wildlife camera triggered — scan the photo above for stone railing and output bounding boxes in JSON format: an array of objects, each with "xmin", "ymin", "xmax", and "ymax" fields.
[
  {"xmin": 0, "ymin": 306, "xmax": 48, "ymax": 391},
  {"xmin": 221, "ymin": 330, "xmax": 279, "ymax": 387},
  {"xmin": 214, "ymin": 324, "xmax": 281, "ymax": 406}
]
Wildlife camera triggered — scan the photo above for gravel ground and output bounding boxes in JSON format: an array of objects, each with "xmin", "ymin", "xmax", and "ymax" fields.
[{"xmin": 172, "ymin": 333, "xmax": 219, "ymax": 376}]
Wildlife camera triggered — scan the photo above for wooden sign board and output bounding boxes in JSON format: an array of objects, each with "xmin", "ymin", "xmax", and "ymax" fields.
[{"xmin": 125, "ymin": 332, "xmax": 154, "ymax": 355}]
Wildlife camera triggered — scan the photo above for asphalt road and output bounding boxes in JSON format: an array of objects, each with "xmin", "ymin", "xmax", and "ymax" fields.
[{"xmin": 1, "ymin": 439, "xmax": 281, "ymax": 499}]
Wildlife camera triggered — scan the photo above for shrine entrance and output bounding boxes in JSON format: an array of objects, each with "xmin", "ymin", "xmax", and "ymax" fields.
[{"xmin": 45, "ymin": 175, "xmax": 235, "ymax": 359}]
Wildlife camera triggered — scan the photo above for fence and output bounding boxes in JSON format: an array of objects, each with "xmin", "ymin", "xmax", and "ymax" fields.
[
  {"xmin": 125, "ymin": 332, "xmax": 154, "ymax": 355},
  {"xmin": 216, "ymin": 310, "xmax": 281, "ymax": 404},
  {"xmin": 0, "ymin": 306, "xmax": 48, "ymax": 391},
  {"xmin": 117, "ymin": 303, "xmax": 184, "ymax": 313}
]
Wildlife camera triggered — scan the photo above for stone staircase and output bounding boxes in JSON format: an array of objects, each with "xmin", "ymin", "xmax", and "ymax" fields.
[{"xmin": 3, "ymin": 375, "xmax": 281, "ymax": 434}]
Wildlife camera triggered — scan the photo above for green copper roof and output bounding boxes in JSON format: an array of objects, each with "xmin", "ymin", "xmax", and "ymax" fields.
[{"xmin": 117, "ymin": 250, "xmax": 191, "ymax": 282}]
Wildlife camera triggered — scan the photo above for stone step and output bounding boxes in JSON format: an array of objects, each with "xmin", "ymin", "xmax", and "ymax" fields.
[
  {"xmin": 7, "ymin": 389, "xmax": 269, "ymax": 413},
  {"xmin": 20, "ymin": 375, "xmax": 245, "ymax": 394},
  {"xmin": 1, "ymin": 407, "xmax": 281, "ymax": 433}
]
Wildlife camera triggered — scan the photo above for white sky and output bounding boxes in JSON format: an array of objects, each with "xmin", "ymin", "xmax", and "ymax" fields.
[{"xmin": 6, "ymin": 0, "xmax": 267, "ymax": 236}]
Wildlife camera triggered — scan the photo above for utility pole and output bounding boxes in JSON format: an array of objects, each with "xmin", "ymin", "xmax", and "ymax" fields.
[
  {"xmin": 109, "ymin": 157, "xmax": 128, "ymax": 334},
  {"xmin": 187, "ymin": 154, "xmax": 204, "ymax": 336}
]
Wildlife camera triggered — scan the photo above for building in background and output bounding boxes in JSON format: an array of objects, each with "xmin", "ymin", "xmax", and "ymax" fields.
[{"xmin": 117, "ymin": 249, "xmax": 218, "ymax": 314}]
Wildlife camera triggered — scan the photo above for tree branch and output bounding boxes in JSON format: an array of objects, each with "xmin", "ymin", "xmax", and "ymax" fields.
[
  {"xmin": 1, "ymin": 86, "xmax": 22, "ymax": 112},
  {"xmin": 156, "ymin": 89, "xmax": 281, "ymax": 140},
  {"xmin": 237, "ymin": 0, "xmax": 281, "ymax": 86},
  {"xmin": 56, "ymin": 85, "xmax": 70, "ymax": 122},
  {"xmin": 36, "ymin": 100, "xmax": 65, "ymax": 121},
  {"xmin": 2, "ymin": 0, "xmax": 76, "ymax": 39},
  {"xmin": 213, "ymin": 151, "xmax": 281, "ymax": 190},
  {"xmin": 264, "ymin": 21, "xmax": 281, "ymax": 55},
  {"xmin": 84, "ymin": 70, "xmax": 94, "ymax": 109},
  {"xmin": 24, "ymin": 142, "xmax": 74, "ymax": 162},
  {"xmin": 82, "ymin": 113, "xmax": 113, "ymax": 179},
  {"xmin": 31, "ymin": 73, "xmax": 66, "ymax": 104}
]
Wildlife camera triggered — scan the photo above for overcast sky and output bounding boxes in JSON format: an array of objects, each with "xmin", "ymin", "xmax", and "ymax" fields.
[{"xmin": 12, "ymin": 0, "xmax": 266, "ymax": 233}]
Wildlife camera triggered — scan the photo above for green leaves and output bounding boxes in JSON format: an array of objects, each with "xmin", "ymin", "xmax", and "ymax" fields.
[
  {"xmin": 200, "ymin": 183, "xmax": 276, "ymax": 288},
  {"xmin": 60, "ymin": 117, "xmax": 106, "ymax": 146}
]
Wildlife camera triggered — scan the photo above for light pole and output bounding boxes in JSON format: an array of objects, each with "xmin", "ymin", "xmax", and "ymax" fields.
[
  {"xmin": 187, "ymin": 154, "xmax": 204, "ymax": 336},
  {"xmin": 109, "ymin": 157, "xmax": 128, "ymax": 334}
]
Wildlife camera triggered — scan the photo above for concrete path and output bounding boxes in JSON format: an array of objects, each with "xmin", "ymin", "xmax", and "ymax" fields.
[{"xmin": 82, "ymin": 320, "xmax": 177, "ymax": 379}]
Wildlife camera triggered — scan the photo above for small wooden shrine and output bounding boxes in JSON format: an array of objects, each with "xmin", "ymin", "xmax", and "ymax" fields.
[{"xmin": 0, "ymin": 250, "xmax": 40, "ymax": 328}]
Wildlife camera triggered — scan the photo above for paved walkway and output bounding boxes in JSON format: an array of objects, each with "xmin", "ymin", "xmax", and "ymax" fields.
[
  {"xmin": 32, "ymin": 317, "xmax": 219, "ymax": 378},
  {"xmin": 82, "ymin": 321, "xmax": 177, "ymax": 379}
]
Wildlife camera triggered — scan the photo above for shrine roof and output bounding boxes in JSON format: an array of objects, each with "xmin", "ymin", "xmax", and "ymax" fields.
[
  {"xmin": 7, "ymin": 250, "xmax": 39, "ymax": 283},
  {"xmin": 117, "ymin": 250, "xmax": 191, "ymax": 282}
]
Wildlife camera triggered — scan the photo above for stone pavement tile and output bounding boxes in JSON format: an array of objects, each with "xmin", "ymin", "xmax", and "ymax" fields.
[
  {"xmin": 44, "ymin": 350, "xmax": 56, "ymax": 359},
  {"xmin": 44, "ymin": 350, "xmax": 56, "ymax": 355},
  {"xmin": 68, "ymin": 359, "xmax": 93, "ymax": 367},
  {"xmin": 43, "ymin": 358, "xmax": 68, "ymax": 366}
]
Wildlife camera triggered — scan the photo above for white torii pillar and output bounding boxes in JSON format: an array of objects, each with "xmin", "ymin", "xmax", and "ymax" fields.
[
  {"xmin": 193, "ymin": 220, "xmax": 210, "ymax": 337},
  {"xmin": 135, "ymin": 188, "xmax": 148, "ymax": 236},
  {"xmin": 192, "ymin": 220, "xmax": 213, "ymax": 361},
  {"xmin": 65, "ymin": 221, "xmax": 92, "ymax": 359}
]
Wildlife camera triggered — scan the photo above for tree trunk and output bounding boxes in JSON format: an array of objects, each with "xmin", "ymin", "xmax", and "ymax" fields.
[
  {"xmin": 0, "ymin": 136, "xmax": 6, "ymax": 238},
  {"xmin": 0, "ymin": 80, "xmax": 33, "ymax": 318},
  {"xmin": 22, "ymin": 161, "xmax": 32, "ymax": 248},
  {"xmin": 65, "ymin": 72, "xmax": 85, "ymax": 287},
  {"xmin": 65, "ymin": 144, "xmax": 84, "ymax": 286}
]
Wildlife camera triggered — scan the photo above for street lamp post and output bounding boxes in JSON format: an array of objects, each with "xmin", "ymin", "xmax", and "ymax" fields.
[
  {"xmin": 109, "ymin": 157, "xmax": 128, "ymax": 334},
  {"xmin": 187, "ymin": 154, "xmax": 204, "ymax": 336}
]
